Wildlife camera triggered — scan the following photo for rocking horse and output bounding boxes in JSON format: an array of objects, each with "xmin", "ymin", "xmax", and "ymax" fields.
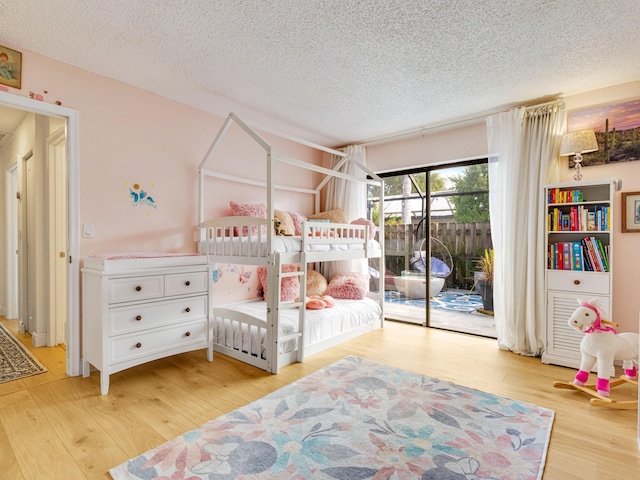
[{"xmin": 552, "ymin": 298, "xmax": 639, "ymax": 409}]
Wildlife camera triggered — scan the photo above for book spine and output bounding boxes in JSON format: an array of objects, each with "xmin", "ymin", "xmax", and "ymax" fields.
[
  {"xmin": 562, "ymin": 242, "xmax": 571, "ymax": 270},
  {"xmin": 596, "ymin": 238, "xmax": 610, "ymax": 272},
  {"xmin": 572, "ymin": 241, "xmax": 583, "ymax": 271},
  {"xmin": 581, "ymin": 239, "xmax": 593, "ymax": 271},
  {"xmin": 584, "ymin": 237, "xmax": 601, "ymax": 272}
]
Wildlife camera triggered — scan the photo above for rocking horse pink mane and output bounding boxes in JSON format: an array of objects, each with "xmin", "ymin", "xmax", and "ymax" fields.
[{"xmin": 567, "ymin": 298, "xmax": 639, "ymax": 397}]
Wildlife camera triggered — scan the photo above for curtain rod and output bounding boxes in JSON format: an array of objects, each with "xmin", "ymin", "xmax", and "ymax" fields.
[{"xmin": 355, "ymin": 97, "xmax": 563, "ymax": 148}]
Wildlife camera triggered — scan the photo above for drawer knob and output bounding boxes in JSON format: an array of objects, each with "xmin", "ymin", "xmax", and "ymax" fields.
[
  {"xmin": 185, "ymin": 331, "xmax": 191, "ymax": 337},
  {"xmin": 185, "ymin": 281, "xmax": 191, "ymax": 286},
  {"xmin": 573, "ymin": 279, "xmax": 580, "ymax": 285},
  {"xmin": 185, "ymin": 307, "xmax": 191, "ymax": 313},
  {"xmin": 135, "ymin": 315, "xmax": 142, "ymax": 321},
  {"xmin": 135, "ymin": 342, "xmax": 142, "ymax": 348},
  {"xmin": 135, "ymin": 285, "xmax": 142, "ymax": 292}
]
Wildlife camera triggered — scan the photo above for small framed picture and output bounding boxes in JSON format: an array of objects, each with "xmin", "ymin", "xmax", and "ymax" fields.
[
  {"xmin": 621, "ymin": 191, "xmax": 640, "ymax": 232},
  {"xmin": 0, "ymin": 45, "xmax": 22, "ymax": 89}
]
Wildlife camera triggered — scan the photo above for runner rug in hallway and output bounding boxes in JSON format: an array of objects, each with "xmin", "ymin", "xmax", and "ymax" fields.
[
  {"xmin": 111, "ymin": 356, "xmax": 554, "ymax": 480},
  {"xmin": 0, "ymin": 323, "xmax": 47, "ymax": 383}
]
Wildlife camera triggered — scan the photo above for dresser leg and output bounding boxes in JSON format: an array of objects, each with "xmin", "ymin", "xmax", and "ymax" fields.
[
  {"xmin": 207, "ymin": 345, "xmax": 213, "ymax": 362},
  {"xmin": 100, "ymin": 373, "xmax": 110, "ymax": 395}
]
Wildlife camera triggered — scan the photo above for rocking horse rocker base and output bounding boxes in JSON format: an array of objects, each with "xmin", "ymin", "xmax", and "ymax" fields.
[
  {"xmin": 553, "ymin": 298, "xmax": 640, "ymax": 410},
  {"xmin": 553, "ymin": 376, "xmax": 638, "ymax": 409}
]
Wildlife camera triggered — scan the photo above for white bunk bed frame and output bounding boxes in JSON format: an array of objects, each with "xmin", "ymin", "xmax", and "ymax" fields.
[{"xmin": 198, "ymin": 112, "xmax": 385, "ymax": 373}]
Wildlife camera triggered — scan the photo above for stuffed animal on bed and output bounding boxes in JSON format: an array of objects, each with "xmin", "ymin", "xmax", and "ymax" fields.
[
  {"xmin": 274, "ymin": 210, "xmax": 295, "ymax": 236},
  {"xmin": 302, "ymin": 295, "xmax": 336, "ymax": 310}
]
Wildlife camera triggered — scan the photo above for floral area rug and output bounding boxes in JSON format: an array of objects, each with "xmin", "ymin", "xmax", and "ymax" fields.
[
  {"xmin": 0, "ymin": 323, "xmax": 47, "ymax": 383},
  {"xmin": 110, "ymin": 356, "xmax": 554, "ymax": 480}
]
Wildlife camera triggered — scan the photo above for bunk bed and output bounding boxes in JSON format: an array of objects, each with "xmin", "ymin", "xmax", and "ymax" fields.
[{"xmin": 198, "ymin": 113, "xmax": 385, "ymax": 373}]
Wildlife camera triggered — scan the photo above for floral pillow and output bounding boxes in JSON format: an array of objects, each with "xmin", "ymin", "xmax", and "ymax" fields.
[
  {"xmin": 257, "ymin": 264, "xmax": 299, "ymax": 302},
  {"xmin": 325, "ymin": 272, "xmax": 369, "ymax": 300}
]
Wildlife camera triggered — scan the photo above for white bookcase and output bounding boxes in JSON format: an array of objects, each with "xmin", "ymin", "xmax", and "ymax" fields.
[{"xmin": 542, "ymin": 179, "xmax": 616, "ymax": 369}]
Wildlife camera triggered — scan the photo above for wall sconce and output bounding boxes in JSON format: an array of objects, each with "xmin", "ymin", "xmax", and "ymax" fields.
[{"xmin": 560, "ymin": 129, "xmax": 599, "ymax": 181}]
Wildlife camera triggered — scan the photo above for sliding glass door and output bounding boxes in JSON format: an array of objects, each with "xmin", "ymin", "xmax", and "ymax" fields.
[{"xmin": 370, "ymin": 160, "xmax": 496, "ymax": 337}]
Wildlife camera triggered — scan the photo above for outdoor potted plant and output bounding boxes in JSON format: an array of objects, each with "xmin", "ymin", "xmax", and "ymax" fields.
[{"xmin": 476, "ymin": 248, "xmax": 494, "ymax": 313}]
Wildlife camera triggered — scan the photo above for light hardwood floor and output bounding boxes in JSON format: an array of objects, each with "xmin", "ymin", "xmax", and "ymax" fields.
[{"xmin": 0, "ymin": 318, "xmax": 638, "ymax": 479}]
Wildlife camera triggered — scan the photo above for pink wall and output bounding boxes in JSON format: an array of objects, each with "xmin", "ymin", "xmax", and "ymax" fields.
[
  {"xmin": 0, "ymin": 46, "xmax": 322, "ymax": 258},
  {"xmin": 2, "ymin": 44, "xmax": 638, "ymax": 332},
  {"xmin": 367, "ymin": 81, "xmax": 640, "ymax": 333}
]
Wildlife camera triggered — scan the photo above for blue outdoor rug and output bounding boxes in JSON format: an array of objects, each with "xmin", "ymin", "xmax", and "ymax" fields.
[
  {"xmin": 386, "ymin": 290, "xmax": 483, "ymax": 313},
  {"xmin": 110, "ymin": 356, "xmax": 553, "ymax": 479}
]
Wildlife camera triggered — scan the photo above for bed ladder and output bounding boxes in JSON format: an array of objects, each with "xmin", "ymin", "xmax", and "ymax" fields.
[{"xmin": 268, "ymin": 254, "xmax": 306, "ymax": 373}]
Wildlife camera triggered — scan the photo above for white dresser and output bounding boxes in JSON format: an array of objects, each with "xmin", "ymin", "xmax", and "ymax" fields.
[{"xmin": 82, "ymin": 254, "xmax": 212, "ymax": 394}]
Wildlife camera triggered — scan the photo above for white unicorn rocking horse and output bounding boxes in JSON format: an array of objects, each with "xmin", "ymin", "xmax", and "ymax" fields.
[{"xmin": 553, "ymin": 298, "xmax": 639, "ymax": 409}]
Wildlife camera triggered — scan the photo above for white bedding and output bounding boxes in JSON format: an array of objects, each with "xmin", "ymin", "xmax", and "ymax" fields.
[
  {"xmin": 211, "ymin": 297, "xmax": 382, "ymax": 358},
  {"xmin": 202, "ymin": 235, "xmax": 382, "ymax": 257}
]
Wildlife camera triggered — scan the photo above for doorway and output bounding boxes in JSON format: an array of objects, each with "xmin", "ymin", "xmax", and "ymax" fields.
[
  {"xmin": 0, "ymin": 92, "xmax": 80, "ymax": 376},
  {"xmin": 372, "ymin": 160, "xmax": 496, "ymax": 338}
]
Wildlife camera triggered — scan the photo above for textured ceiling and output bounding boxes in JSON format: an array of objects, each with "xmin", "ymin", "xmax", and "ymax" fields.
[{"xmin": 1, "ymin": 1, "xmax": 639, "ymax": 146}]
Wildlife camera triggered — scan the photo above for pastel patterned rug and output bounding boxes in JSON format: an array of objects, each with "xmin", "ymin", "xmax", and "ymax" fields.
[
  {"xmin": 0, "ymin": 323, "xmax": 47, "ymax": 383},
  {"xmin": 110, "ymin": 356, "xmax": 554, "ymax": 480}
]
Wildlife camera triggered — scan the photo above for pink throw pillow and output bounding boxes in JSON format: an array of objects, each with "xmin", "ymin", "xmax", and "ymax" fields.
[
  {"xmin": 287, "ymin": 211, "xmax": 308, "ymax": 236},
  {"xmin": 229, "ymin": 200, "xmax": 267, "ymax": 217},
  {"xmin": 351, "ymin": 217, "xmax": 378, "ymax": 240},
  {"xmin": 257, "ymin": 264, "xmax": 299, "ymax": 302},
  {"xmin": 229, "ymin": 201, "xmax": 267, "ymax": 236},
  {"xmin": 325, "ymin": 273, "xmax": 369, "ymax": 300}
]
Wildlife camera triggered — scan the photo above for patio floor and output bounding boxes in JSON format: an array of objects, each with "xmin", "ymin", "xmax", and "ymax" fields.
[{"xmin": 383, "ymin": 289, "xmax": 497, "ymax": 338}]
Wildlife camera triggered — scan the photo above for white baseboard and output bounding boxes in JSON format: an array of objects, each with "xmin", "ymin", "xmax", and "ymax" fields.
[{"xmin": 31, "ymin": 331, "xmax": 47, "ymax": 347}]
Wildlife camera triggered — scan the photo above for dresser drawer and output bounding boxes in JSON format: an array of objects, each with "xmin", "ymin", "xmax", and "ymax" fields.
[
  {"xmin": 110, "ymin": 319, "xmax": 207, "ymax": 364},
  {"xmin": 165, "ymin": 271, "xmax": 208, "ymax": 296},
  {"xmin": 109, "ymin": 275, "xmax": 164, "ymax": 303},
  {"xmin": 547, "ymin": 270, "xmax": 610, "ymax": 295},
  {"xmin": 109, "ymin": 295, "xmax": 207, "ymax": 335}
]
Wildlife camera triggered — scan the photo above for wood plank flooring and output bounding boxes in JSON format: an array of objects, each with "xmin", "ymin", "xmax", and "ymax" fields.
[{"xmin": 0, "ymin": 318, "xmax": 637, "ymax": 479}]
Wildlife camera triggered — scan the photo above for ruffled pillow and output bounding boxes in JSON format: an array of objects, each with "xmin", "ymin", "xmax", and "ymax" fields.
[
  {"xmin": 257, "ymin": 264, "xmax": 299, "ymax": 302},
  {"xmin": 325, "ymin": 273, "xmax": 369, "ymax": 300},
  {"xmin": 229, "ymin": 201, "xmax": 267, "ymax": 236},
  {"xmin": 287, "ymin": 211, "xmax": 308, "ymax": 236},
  {"xmin": 351, "ymin": 217, "xmax": 378, "ymax": 240},
  {"xmin": 229, "ymin": 200, "xmax": 267, "ymax": 217}
]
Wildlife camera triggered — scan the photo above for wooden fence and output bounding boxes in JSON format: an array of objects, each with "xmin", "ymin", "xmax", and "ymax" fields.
[{"xmin": 384, "ymin": 221, "xmax": 492, "ymax": 289}]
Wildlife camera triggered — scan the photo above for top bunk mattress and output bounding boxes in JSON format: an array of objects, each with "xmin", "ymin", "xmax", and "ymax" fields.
[{"xmin": 200, "ymin": 235, "xmax": 382, "ymax": 257}]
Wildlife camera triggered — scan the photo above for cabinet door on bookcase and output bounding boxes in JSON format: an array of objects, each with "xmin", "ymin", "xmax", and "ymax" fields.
[{"xmin": 543, "ymin": 291, "xmax": 611, "ymax": 369}]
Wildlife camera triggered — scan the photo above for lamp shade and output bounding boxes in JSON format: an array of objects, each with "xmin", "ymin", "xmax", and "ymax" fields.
[{"xmin": 560, "ymin": 129, "xmax": 599, "ymax": 156}]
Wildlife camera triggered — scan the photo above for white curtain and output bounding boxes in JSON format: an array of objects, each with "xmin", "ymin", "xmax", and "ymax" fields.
[
  {"xmin": 486, "ymin": 102, "xmax": 565, "ymax": 355},
  {"xmin": 322, "ymin": 144, "xmax": 368, "ymax": 280}
]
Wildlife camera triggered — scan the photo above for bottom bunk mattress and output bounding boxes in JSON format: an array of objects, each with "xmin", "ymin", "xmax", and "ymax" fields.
[{"xmin": 211, "ymin": 297, "xmax": 382, "ymax": 359}]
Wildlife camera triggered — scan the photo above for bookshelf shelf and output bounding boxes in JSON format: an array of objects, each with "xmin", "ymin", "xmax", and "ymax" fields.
[{"xmin": 542, "ymin": 179, "xmax": 616, "ymax": 369}]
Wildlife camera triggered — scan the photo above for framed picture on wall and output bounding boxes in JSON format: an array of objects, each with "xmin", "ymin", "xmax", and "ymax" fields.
[
  {"xmin": 621, "ymin": 191, "xmax": 640, "ymax": 232},
  {"xmin": 567, "ymin": 98, "xmax": 640, "ymax": 168},
  {"xmin": 0, "ymin": 45, "xmax": 22, "ymax": 89}
]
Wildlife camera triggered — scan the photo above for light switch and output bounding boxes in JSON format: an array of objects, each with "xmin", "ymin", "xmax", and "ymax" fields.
[{"xmin": 84, "ymin": 223, "xmax": 94, "ymax": 238}]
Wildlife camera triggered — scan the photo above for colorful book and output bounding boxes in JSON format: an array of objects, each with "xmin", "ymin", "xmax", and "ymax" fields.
[{"xmin": 571, "ymin": 242, "xmax": 583, "ymax": 270}]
